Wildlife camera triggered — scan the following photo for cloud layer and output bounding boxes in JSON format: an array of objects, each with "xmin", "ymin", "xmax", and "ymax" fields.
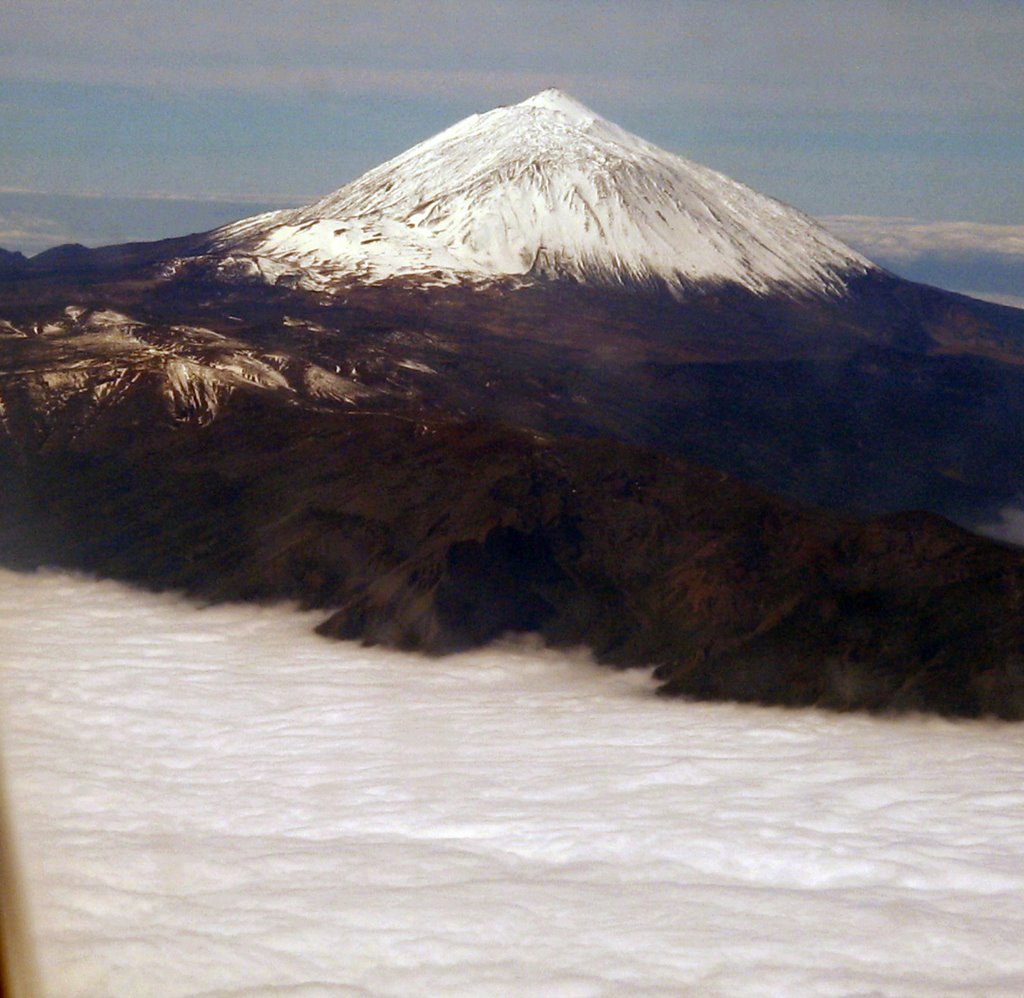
[
  {"xmin": 0, "ymin": 191, "xmax": 288, "ymax": 255},
  {"xmin": 823, "ymin": 216, "xmax": 1024, "ymax": 264},
  {"xmin": 822, "ymin": 216, "xmax": 1024, "ymax": 305},
  {"xmin": 7, "ymin": 568, "xmax": 1024, "ymax": 996},
  {"xmin": 975, "ymin": 506, "xmax": 1024, "ymax": 548}
]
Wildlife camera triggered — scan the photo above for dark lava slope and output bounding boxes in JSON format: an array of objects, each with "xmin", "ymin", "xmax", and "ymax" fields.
[
  {"xmin": 3, "ymin": 254, "xmax": 1024, "ymax": 519},
  {"xmin": 1, "ymin": 366, "xmax": 1023, "ymax": 718},
  {"xmin": 2, "ymin": 224, "xmax": 1024, "ymax": 719}
]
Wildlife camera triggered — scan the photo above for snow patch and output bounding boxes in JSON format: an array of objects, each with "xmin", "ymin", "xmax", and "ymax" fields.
[
  {"xmin": 161, "ymin": 353, "xmax": 291, "ymax": 421},
  {"xmin": 39, "ymin": 369, "xmax": 92, "ymax": 392},
  {"xmin": 283, "ymin": 316, "xmax": 330, "ymax": 334},
  {"xmin": 85, "ymin": 309, "xmax": 139, "ymax": 329},
  {"xmin": 396, "ymin": 359, "xmax": 438, "ymax": 374},
  {"xmin": 210, "ymin": 355, "xmax": 291, "ymax": 392},
  {"xmin": 90, "ymin": 369, "xmax": 141, "ymax": 406},
  {"xmin": 168, "ymin": 324, "xmax": 230, "ymax": 343},
  {"xmin": 163, "ymin": 359, "xmax": 233, "ymax": 421},
  {"xmin": 0, "ymin": 318, "xmax": 28, "ymax": 337},
  {"xmin": 301, "ymin": 364, "xmax": 365, "ymax": 403}
]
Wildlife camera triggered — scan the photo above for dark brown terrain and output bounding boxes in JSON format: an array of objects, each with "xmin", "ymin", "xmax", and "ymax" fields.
[
  {"xmin": 3, "ymin": 245, "xmax": 1024, "ymax": 517},
  {"xmin": 2, "ymin": 238, "xmax": 1024, "ymax": 718}
]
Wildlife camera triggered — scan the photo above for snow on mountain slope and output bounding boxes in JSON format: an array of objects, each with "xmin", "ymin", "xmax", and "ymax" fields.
[
  {"xmin": 213, "ymin": 89, "xmax": 877, "ymax": 297},
  {"xmin": 0, "ymin": 307, "xmax": 371, "ymax": 432}
]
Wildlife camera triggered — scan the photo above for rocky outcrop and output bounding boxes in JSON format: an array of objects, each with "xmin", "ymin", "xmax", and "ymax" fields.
[
  {"xmin": 3, "ymin": 273, "xmax": 1024, "ymax": 521},
  {"xmin": 3, "ymin": 194, "xmax": 1024, "ymax": 721}
]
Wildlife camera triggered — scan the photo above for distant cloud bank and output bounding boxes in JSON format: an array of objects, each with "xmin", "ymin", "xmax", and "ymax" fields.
[
  {"xmin": 0, "ymin": 190, "xmax": 290, "ymax": 256},
  {"xmin": 823, "ymin": 216, "xmax": 1024, "ymax": 307},
  {"xmin": 0, "ymin": 212, "xmax": 71, "ymax": 254},
  {"xmin": 974, "ymin": 506, "xmax": 1024, "ymax": 548},
  {"xmin": 823, "ymin": 216, "xmax": 1024, "ymax": 264},
  {"xmin": 964, "ymin": 292, "xmax": 1024, "ymax": 310}
]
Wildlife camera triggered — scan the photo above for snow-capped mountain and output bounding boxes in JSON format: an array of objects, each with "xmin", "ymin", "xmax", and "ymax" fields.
[
  {"xmin": 212, "ymin": 89, "xmax": 876, "ymax": 296},
  {"xmin": 5, "ymin": 90, "xmax": 1024, "ymax": 720}
]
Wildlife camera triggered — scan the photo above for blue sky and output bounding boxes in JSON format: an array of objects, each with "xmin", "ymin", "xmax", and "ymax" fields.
[{"xmin": 1, "ymin": 1, "xmax": 1022, "ymax": 301}]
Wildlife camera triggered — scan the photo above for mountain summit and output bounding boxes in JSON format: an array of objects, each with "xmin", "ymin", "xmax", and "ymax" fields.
[{"xmin": 213, "ymin": 89, "xmax": 876, "ymax": 297}]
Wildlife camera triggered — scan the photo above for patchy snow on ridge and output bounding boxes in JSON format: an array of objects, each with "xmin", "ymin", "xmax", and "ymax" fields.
[
  {"xmin": 4, "ymin": 570, "xmax": 1024, "ymax": 998},
  {"xmin": 213, "ymin": 89, "xmax": 876, "ymax": 297}
]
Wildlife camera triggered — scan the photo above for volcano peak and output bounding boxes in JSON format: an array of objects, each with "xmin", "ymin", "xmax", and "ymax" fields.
[
  {"xmin": 211, "ymin": 93, "xmax": 876, "ymax": 297},
  {"xmin": 516, "ymin": 87, "xmax": 600, "ymax": 123}
]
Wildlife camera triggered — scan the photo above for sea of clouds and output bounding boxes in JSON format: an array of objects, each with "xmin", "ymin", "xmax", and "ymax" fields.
[
  {"xmin": 3, "ymin": 568, "xmax": 1024, "ymax": 997},
  {"xmin": 0, "ymin": 190, "xmax": 290, "ymax": 257}
]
